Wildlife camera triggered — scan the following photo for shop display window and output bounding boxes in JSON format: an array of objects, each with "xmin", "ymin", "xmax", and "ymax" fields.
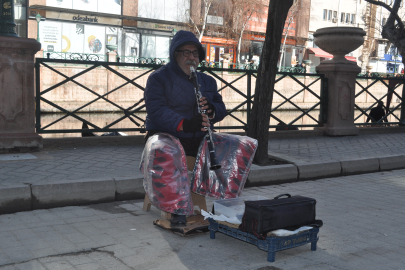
[
  {"xmin": 141, "ymin": 35, "xmax": 170, "ymax": 59},
  {"xmin": 14, "ymin": 0, "xmax": 27, "ymax": 38}
]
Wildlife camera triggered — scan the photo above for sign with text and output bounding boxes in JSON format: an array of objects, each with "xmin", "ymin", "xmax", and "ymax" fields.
[
  {"xmin": 46, "ymin": 11, "xmax": 121, "ymax": 25},
  {"xmin": 137, "ymin": 21, "xmax": 176, "ymax": 32},
  {"xmin": 39, "ymin": 21, "xmax": 62, "ymax": 51},
  {"xmin": 207, "ymin": 15, "xmax": 223, "ymax": 25}
]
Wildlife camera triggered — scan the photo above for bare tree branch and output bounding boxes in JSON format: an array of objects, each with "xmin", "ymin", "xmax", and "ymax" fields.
[{"xmin": 365, "ymin": 0, "xmax": 404, "ymax": 29}]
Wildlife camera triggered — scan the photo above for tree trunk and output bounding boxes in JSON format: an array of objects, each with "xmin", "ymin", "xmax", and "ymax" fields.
[
  {"xmin": 237, "ymin": 34, "xmax": 242, "ymax": 64},
  {"xmin": 247, "ymin": 0, "xmax": 294, "ymax": 165}
]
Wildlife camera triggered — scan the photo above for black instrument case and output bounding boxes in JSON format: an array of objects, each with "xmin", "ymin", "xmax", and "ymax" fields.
[{"xmin": 240, "ymin": 194, "xmax": 316, "ymax": 235}]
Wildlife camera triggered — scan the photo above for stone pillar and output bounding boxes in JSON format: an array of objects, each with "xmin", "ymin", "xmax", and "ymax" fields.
[
  {"xmin": 317, "ymin": 63, "xmax": 360, "ymax": 136},
  {"xmin": 314, "ymin": 27, "xmax": 366, "ymax": 136},
  {"xmin": 107, "ymin": 51, "xmax": 117, "ymax": 63},
  {"xmin": 221, "ymin": 59, "xmax": 229, "ymax": 76},
  {"xmin": 0, "ymin": 37, "xmax": 42, "ymax": 149}
]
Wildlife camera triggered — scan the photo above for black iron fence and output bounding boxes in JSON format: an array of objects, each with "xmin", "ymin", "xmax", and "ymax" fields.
[
  {"xmin": 35, "ymin": 57, "xmax": 327, "ymax": 136},
  {"xmin": 355, "ymin": 74, "xmax": 405, "ymax": 126}
]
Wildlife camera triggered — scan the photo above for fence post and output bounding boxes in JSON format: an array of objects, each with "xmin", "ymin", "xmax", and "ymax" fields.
[
  {"xmin": 401, "ymin": 83, "xmax": 405, "ymax": 126},
  {"xmin": 319, "ymin": 76, "xmax": 328, "ymax": 125},
  {"xmin": 35, "ymin": 60, "xmax": 41, "ymax": 133},
  {"xmin": 246, "ymin": 71, "xmax": 252, "ymax": 132}
]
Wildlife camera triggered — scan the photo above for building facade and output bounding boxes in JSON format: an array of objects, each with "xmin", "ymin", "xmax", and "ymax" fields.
[
  {"xmin": 26, "ymin": 0, "xmax": 403, "ymax": 72},
  {"xmin": 28, "ymin": 0, "xmax": 192, "ymax": 61}
]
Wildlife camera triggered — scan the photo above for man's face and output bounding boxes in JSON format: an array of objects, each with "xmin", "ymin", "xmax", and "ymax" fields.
[{"xmin": 175, "ymin": 44, "xmax": 200, "ymax": 76}]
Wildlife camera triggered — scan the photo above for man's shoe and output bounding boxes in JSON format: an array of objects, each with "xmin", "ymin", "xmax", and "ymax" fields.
[{"xmin": 170, "ymin": 214, "xmax": 187, "ymax": 226}]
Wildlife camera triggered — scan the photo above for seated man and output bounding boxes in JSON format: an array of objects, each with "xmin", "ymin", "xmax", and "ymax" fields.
[
  {"xmin": 143, "ymin": 30, "xmax": 226, "ymax": 225},
  {"xmin": 366, "ymin": 101, "xmax": 387, "ymax": 124}
]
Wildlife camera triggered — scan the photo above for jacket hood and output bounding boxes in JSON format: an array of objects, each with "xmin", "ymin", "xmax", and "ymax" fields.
[{"xmin": 169, "ymin": 30, "xmax": 205, "ymax": 65}]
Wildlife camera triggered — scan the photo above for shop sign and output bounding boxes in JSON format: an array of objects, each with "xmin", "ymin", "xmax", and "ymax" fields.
[
  {"xmin": 206, "ymin": 30, "xmax": 225, "ymax": 37},
  {"xmin": 46, "ymin": 11, "xmax": 121, "ymax": 25},
  {"xmin": 244, "ymin": 34, "xmax": 265, "ymax": 42},
  {"xmin": 281, "ymin": 38, "xmax": 296, "ymax": 45},
  {"xmin": 137, "ymin": 21, "xmax": 176, "ymax": 31},
  {"xmin": 73, "ymin": 15, "xmax": 98, "ymax": 23},
  {"xmin": 207, "ymin": 15, "xmax": 223, "ymax": 25},
  {"xmin": 201, "ymin": 36, "xmax": 237, "ymax": 45}
]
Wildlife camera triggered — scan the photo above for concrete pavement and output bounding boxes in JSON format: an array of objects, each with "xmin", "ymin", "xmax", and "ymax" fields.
[
  {"xmin": 1, "ymin": 130, "xmax": 405, "ymax": 213},
  {"xmin": 0, "ymin": 169, "xmax": 405, "ymax": 269}
]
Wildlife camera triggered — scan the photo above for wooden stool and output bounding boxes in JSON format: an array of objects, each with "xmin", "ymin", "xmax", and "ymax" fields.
[{"xmin": 142, "ymin": 156, "xmax": 207, "ymax": 219}]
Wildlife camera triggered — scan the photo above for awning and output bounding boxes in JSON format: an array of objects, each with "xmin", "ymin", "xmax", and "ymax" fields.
[{"xmin": 308, "ymin": 47, "xmax": 356, "ymax": 62}]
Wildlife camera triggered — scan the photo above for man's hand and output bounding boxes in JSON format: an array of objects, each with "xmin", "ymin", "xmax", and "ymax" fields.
[
  {"xmin": 199, "ymin": 97, "xmax": 215, "ymax": 118},
  {"xmin": 182, "ymin": 113, "xmax": 210, "ymax": 133}
]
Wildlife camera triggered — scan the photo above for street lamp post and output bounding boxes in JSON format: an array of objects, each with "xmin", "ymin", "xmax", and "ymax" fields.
[
  {"xmin": 0, "ymin": 0, "xmax": 19, "ymax": 37},
  {"xmin": 36, "ymin": 13, "xmax": 42, "ymax": 42}
]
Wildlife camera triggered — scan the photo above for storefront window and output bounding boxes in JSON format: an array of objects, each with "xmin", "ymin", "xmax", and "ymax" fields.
[
  {"xmin": 14, "ymin": 0, "xmax": 27, "ymax": 38},
  {"xmin": 138, "ymin": 0, "xmax": 189, "ymax": 22},
  {"xmin": 141, "ymin": 35, "xmax": 170, "ymax": 59},
  {"xmin": 125, "ymin": 32, "xmax": 140, "ymax": 58},
  {"xmin": 46, "ymin": 0, "xmax": 122, "ymax": 15},
  {"xmin": 250, "ymin": 41, "xmax": 263, "ymax": 61},
  {"xmin": 156, "ymin": 36, "xmax": 170, "ymax": 58},
  {"xmin": 141, "ymin": 35, "xmax": 156, "ymax": 58}
]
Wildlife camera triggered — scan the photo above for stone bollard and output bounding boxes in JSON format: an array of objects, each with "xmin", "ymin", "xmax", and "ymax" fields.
[
  {"xmin": 221, "ymin": 59, "xmax": 229, "ymax": 75},
  {"xmin": 0, "ymin": 36, "xmax": 42, "ymax": 150},
  {"xmin": 314, "ymin": 27, "xmax": 366, "ymax": 136}
]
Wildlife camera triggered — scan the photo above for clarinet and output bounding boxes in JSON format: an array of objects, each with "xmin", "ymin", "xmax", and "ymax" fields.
[{"xmin": 189, "ymin": 66, "xmax": 221, "ymax": 170}]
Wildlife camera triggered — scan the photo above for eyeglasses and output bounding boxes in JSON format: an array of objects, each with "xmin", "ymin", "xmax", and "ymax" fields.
[{"xmin": 176, "ymin": 49, "xmax": 199, "ymax": 58}]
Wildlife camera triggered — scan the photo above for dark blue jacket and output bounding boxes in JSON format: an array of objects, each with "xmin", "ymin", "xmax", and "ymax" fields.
[{"xmin": 144, "ymin": 30, "xmax": 226, "ymax": 138}]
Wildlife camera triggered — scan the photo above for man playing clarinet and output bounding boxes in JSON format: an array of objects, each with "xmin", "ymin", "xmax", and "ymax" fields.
[{"xmin": 143, "ymin": 30, "xmax": 226, "ymax": 225}]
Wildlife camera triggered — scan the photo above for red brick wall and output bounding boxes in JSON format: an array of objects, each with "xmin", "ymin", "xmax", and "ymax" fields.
[
  {"xmin": 123, "ymin": 0, "xmax": 138, "ymax": 16},
  {"xmin": 28, "ymin": 19, "xmax": 37, "ymax": 40},
  {"xmin": 123, "ymin": 0, "xmax": 138, "ymax": 27}
]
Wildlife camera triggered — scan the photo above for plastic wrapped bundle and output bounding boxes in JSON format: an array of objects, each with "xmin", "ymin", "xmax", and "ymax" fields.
[
  {"xmin": 191, "ymin": 133, "xmax": 258, "ymax": 199},
  {"xmin": 140, "ymin": 133, "xmax": 193, "ymax": 215}
]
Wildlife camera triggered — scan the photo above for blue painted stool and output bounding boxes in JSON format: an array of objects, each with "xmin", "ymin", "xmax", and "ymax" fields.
[{"xmin": 208, "ymin": 218, "xmax": 319, "ymax": 262}]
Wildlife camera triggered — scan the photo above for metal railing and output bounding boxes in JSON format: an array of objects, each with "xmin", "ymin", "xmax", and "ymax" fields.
[
  {"xmin": 355, "ymin": 73, "xmax": 405, "ymax": 126},
  {"xmin": 44, "ymin": 51, "xmax": 108, "ymax": 62},
  {"xmin": 35, "ymin": 56, "xmax": 327, "ymax": 135}
]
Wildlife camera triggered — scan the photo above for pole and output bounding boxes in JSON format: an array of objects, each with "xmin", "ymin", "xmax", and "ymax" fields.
[
  {"xmin": 37, "ymin": 21, "xmax": 40, "ymax": 42},
  {"xmin": 0, "ymin": 0, "xmax": 19, "ymax": 37},
  {"xmin": 36, "ymin": 13, "xmax": 42, "ymax": 42},
  {"xmin": 394, "ymin": 48, "xmax": 398, "ymax": 73}
]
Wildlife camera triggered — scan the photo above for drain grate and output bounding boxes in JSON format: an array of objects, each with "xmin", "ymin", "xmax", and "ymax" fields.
[{"xmin": 0, "ymin": 153, "xmax": 38, "ymax": 161}]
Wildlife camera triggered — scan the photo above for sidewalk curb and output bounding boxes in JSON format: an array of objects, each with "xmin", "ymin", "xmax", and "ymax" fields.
[
  {"xmin": 341, "ymin": 157, "xmax": 380, "ymax": 176},
  {"xmin": 296, "ymin": 161, "xmax": 341, "ymax": 180},
  {"xmin": 1, "ymin": 155, "xmax": 405, "ymax": 215},
  {"xmin": 379, "ymin": 155, "xmax": 405, "ymax": 171}
]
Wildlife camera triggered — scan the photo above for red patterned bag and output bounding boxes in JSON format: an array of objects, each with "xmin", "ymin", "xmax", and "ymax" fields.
[
  {"xmin": 191, "ymin": 133, "xmax": 257, "ymax": 199},
  {"xmin": 140, "ymin": 133, "xmax": 193, "ymax": 215}
]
